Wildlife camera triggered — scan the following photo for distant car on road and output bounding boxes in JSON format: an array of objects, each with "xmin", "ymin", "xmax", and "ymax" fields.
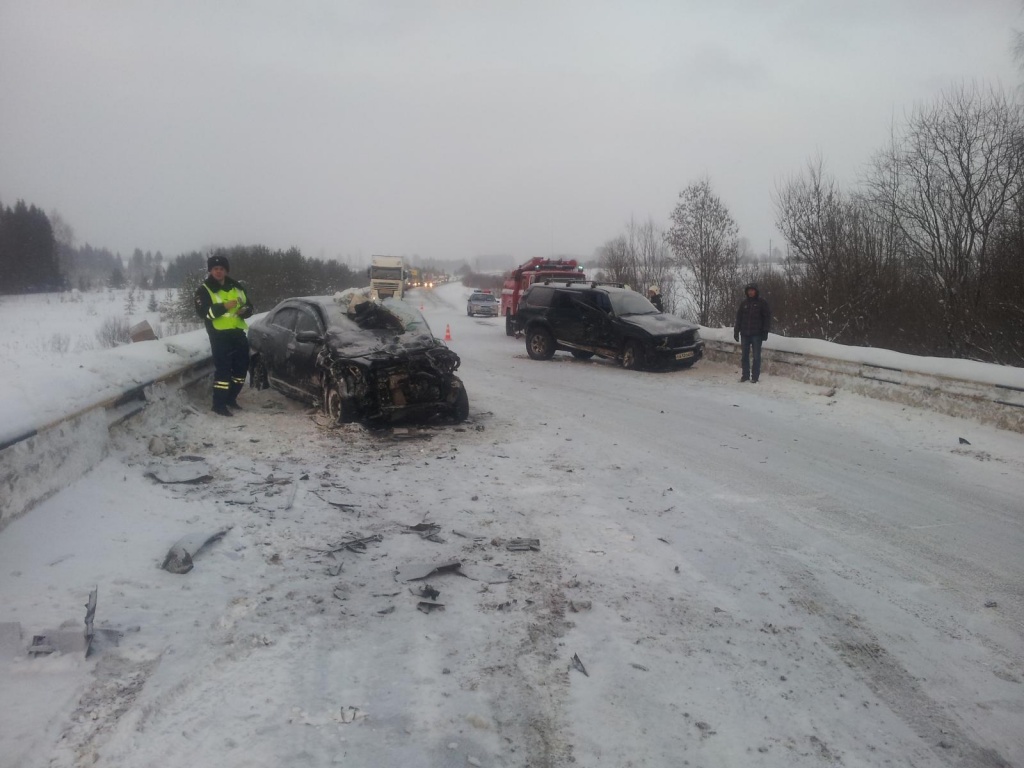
[
  {"xmin": 467, "ymin": 290, "xmax": 499, "ymax": 317},
  {"xmin": 248, "ymin": 292, "xmax": 469, "ymax": 424},
  {"xmin": 515, "ymin": 281, "xmax": 704, "ymax": 370}
]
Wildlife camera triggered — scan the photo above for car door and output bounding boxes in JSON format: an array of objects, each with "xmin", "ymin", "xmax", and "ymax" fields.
[
  {"xmin": 547, "ymin": 290, "xmax": 587, "ymax": 345},
  {"xmin": 578, "ymin": 291, "xmax": 616, "ymax": 350},
  {"xmin": 262, "ymin": 306, "xmax": 300, "ymax": 387},
  {"xmin": 287, "ymin": 305, "xmax": 326, "ymax": 398}
]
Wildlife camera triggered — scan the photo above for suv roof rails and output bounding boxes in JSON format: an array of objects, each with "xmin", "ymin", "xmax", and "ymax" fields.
[
  {"xmin": 588, "ymin": 281, "xmax": 627, "ymax": 289},
  {"xmin": 540, "ymin": 278, "xmax": 589, "ymax": 286}
]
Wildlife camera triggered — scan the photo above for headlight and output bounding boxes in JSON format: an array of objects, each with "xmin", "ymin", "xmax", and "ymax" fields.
[{"xmin": 693, "ymin": 330, "xmax": 702, "ymax": 342}]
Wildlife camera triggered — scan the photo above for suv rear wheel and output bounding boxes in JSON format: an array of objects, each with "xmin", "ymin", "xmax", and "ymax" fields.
[{"xmin": 526, "ymin": 327, "xmax": 556, "ymax": 360}]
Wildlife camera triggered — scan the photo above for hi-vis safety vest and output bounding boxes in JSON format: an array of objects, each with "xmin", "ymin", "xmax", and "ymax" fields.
[{"xmin": 204, "ymin": 283, "xmax": 248, "ymax": 331}]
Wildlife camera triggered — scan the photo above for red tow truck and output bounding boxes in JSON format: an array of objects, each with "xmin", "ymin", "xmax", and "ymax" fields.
[{"xmin": 500, "ymin": 257, "xmax": 586, "ymax": 335}]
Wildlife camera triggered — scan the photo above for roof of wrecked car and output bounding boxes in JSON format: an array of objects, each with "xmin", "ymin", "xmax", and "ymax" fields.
[{"xmin": 265, "ymin": 293, "xmax": 446, "ymax": 360}]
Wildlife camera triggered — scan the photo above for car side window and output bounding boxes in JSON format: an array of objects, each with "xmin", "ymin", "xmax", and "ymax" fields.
[
  {"xmin": 552, "ymin": 291, "xmax": 575, "ymax": 310},
  {"xmin": 295, "ymin": 310, "xmax": 321, "ymax": 335},
  {"xmin": 271, "ymin": 307, "xmax": 299, "ymax": 331},
  {"xmin": 524, "ymin": 287, "xmax": 553, "ymax": 307}
]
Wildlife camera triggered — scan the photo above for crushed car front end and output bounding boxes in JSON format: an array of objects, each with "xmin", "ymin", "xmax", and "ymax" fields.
[{"xmin": 320, "ymin": 344, "xmax": 467, "ymax": 424}]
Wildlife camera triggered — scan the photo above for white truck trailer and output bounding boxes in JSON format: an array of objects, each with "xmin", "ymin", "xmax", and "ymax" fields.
[{"xmin": 368, "ymin": 255, "xmax": 405, "ymax": 299}]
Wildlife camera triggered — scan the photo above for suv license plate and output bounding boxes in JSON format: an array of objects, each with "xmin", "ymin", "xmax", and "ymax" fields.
[{"xmin": 675, "ymin": 351, "xmax": 694, "ymax": 360}]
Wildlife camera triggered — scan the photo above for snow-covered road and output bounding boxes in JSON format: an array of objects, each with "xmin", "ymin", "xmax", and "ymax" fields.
[{"xmin": 2, "ymin": 283, "xmax": 1022, "ymax": 768}]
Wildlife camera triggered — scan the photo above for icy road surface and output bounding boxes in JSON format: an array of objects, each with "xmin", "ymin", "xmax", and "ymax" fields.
[{"xmin": 2, "ymin": 283, "xmax": 1022, "ymax": 768}]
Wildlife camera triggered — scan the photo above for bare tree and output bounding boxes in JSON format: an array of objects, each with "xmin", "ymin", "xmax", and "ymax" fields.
[
  {"xmin": 596, "ymin": 217, "xmax": 675, "ymax": 309},
  {"xmin": 774, "ymin": 157, "xmax": 906, "ymax": 342},
  {"xmin": 665, "ymin": 178, "xmax": 739, "ymax": 326},
  {"xmin": 865, "ymin": 83, "xmax": 1024, "ymax": 357}
]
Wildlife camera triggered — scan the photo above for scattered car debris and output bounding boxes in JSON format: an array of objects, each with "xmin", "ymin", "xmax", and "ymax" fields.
[
  {"xmin": 340, "ymin": 706, "xmax": 366, "ymax": 724},
  {"xmin": 984, "ymin": 600, "xmax": 998, "ymax": 608},
  {"xmin": 317, "ymin": 534, "xmax": 383, "ymax": 555},
  {"xmin": 631, "ymin": 663, "xmax": 649, "ymax": 671},
  {"xmin": 395, "ymin": 560, "xmax": 463, "ymax": 582},
  {"xmin": 26, "ymin": 587, "xmax": 120, "ymax": 658},
  {"xmin": 395, "ymin": 560, "xmax": 512, "ymax": 585},
  {"xmin": 959, "ymin": 437, "xmax": 971, "ymax": 445},
  {"xmin": 411, "ymin": 584, "xmax": 441, "ymax": 600},
  {"xmin": 458, "ymin": 564, "xmax": 512, "ymax": 584},
  {"xmin": 402, "ymin": 522, "xmax": 444, "ymax": 542},
  {"xmin": 495, "ymin": 599, "xmax": 517, "ymax": 611},
  {"xmin": 570, "ymin": 652, "xmax": 589, "ymax": 677},
  {"xmin": 657, "ymin": 537, "xmax": 670, "ymax": 544},
  {"xmin": 310, "ymin": 490, "xmax": 360, "ymax": 515},
  {"xmin": 452, "ymin": 529, "xmax": 487, "ymax": 542},
  {"xmin": 695, "ymin": 721, "xmax": 716, "ymax": 737},
  {"xmin": 162, "ymin": 527, "xmax": 233, "ymax": 574},
  {"xmin": 377, "ymin": 606, "xmax": 395, "ymax": 615},
  {"xmin": 391, "ymin": 427, "xmax": 433, "ymax": 440},
  {"xmin": 568, "ymin": 600, "xmax": 592, "ymax": 612},
  {"xmin": 417, "ymin": 601, "xmax": 446, "ymax": 614},
  {"xmin": 146, "ymin": 462, "xmax": 213, "ymax": 484},
  {"xmin": 506, "ymin": 538, "xmax": 540, "ymax": 552},
  {"xmin": 252, "ymin": 473, "xmax": 293, "ymax": 486}
]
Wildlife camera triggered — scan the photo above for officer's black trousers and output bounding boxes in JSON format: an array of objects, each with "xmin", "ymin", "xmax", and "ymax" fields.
[{"xmin": 209, "ymin": 329, "xmax": 249, "ymax": 407}]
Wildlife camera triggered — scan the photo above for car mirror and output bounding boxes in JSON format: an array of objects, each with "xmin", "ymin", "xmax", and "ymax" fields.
[{"xmin": 295, "ymin": 330, "xmax": 323, "ymax": 343}]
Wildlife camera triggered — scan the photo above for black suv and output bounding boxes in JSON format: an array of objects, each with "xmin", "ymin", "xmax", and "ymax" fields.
[{"xmin": 515, "ymin": 281, "xmax": 704, "ymax": 370}]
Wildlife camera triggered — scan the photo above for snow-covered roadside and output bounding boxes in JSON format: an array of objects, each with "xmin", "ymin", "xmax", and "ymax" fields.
[
  {"xmin": 699, "ymin": 327, "xmax": 1024, "ymax": 391},
  {"xmin": 1, "ymin": 282, "xmax": 1022, "ymax": 767}
]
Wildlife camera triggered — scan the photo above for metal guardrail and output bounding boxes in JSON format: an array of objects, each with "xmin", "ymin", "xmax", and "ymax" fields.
[
  {"xmin": 703, "ymin": 340, "xmax": 1024, "ymax": 432},
  {"xmin": 0, "ymin": 354, "xmax": 213, "ymax": 530}
]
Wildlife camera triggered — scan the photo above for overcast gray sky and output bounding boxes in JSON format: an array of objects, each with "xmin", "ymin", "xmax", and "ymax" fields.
[{"xmin": 1, "ymin": 1, "xmax": 1021, "ymax": 265}]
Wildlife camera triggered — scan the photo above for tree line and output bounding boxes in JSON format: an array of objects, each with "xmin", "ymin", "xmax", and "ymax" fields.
[{"xmin": 596, "ymin": 82, "xmax": 1024, "ymax": 365}]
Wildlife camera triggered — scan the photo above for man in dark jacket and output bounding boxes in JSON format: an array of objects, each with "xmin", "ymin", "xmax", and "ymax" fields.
[
  {"xmin": 733, "ymin": 282, "xmax": 771, "ymax": 383},
  {"xmin": 194, "ymin": 254, "xmax": 254, "ymax": 416}
]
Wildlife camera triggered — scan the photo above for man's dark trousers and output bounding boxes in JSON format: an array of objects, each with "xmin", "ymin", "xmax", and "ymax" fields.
[
  {"xmin": 210, "ymin": 329, "xmax": 249, "ymax": 407},
  {"xmin": 741, "ymin": 333, "xmax": 763, "ymax": 381}
]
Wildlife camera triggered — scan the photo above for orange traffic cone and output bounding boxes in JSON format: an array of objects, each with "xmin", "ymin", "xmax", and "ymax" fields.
[{"xmin": 444, "ymin": 324, "xmax": 452, "ymax": 341}]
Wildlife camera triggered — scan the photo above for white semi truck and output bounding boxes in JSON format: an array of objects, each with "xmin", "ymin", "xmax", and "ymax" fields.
[{"xmin": 368, "ymin": 255, "xmax": 405, "ymax": 299}]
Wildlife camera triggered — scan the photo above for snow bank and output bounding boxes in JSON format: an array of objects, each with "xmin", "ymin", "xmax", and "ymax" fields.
[{"xmin": 701, "ymin": 328, "xmax": 1024, "ymax": 432}]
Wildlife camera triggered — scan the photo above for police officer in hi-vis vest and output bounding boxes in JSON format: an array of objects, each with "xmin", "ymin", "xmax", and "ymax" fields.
[{"xmin": 194, "ymin": 254, "xmax": 254, "ymax": 416}]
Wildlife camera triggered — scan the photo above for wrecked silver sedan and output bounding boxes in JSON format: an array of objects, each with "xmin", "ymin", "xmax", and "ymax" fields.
[{"xmin": 248, "ymin": 291, "xmax": 469, "ymax": 424}]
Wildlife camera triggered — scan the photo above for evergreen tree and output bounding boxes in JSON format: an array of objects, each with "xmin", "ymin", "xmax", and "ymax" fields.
[
  {"xmin": 109, "ymin": 264, "xmax": 126, "ymax": 289},
  {"xmin": 0, "ymin": 200, "xmax": 65, "ymax": 293}
]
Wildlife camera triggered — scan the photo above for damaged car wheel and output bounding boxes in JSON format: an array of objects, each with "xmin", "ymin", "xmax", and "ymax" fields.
[{"xmin": 324, "ymin": 380, "xmax": 354, "ymax": 424}]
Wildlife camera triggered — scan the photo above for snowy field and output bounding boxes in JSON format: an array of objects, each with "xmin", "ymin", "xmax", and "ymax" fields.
[
  {"xmin": 0, "ymin": 288, "xmax": 177, "ymax": 362},
  {"xmin": 1, "ymin": 283, "xmax": 1023, "ymax": 767}
]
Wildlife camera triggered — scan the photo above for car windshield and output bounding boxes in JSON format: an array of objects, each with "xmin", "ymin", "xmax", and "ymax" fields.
[
  {"xmin": 321, "ymin": 297, "xmax": 429, "ymax": 335},
  {"xmin": 471, "ymin": 294, "xmax": 496, "ymax": 302},
  {"xmin": 609, "ymin": 291, "xmax": 659, "ymax": 316}
]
